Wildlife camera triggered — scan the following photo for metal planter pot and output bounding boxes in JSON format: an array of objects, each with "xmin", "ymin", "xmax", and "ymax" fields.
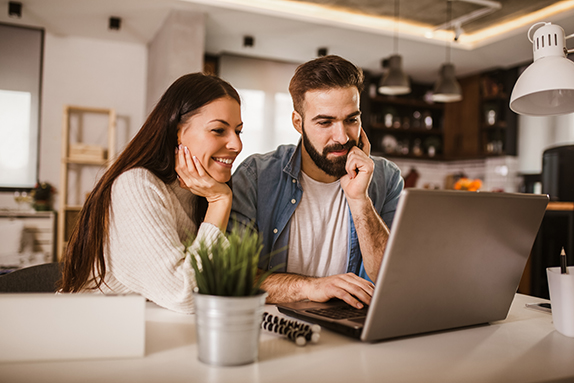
[{"xmin": 193, "ymin": 291, "xmax": 267, "ymax": 366}]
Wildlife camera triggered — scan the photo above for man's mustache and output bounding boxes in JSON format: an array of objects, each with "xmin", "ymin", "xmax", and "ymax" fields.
[{"xmin": 323, "ymin": 140, "xmax": 359, "ymax": 155}]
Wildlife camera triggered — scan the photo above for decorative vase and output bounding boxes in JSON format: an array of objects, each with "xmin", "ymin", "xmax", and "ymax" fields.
[{"xmin": 193, "ymin": 290, "xmax": 267, "ymax": 366}]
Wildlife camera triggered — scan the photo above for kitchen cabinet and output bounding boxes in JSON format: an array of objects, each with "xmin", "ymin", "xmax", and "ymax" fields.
[
  {"xmin": 361, "ymin": 73, "xmax": 445, "ymax": 160},
  {"xmin": 362, "ymin": 68, "xmax": 518, "ymax": 161},
  {"xmin": 478, "ymin": 68, "xmax": 518, "ymax": 156},
  {"xmin": 442, "ymin": 75, "xmax": 481, "ymax": 158}
]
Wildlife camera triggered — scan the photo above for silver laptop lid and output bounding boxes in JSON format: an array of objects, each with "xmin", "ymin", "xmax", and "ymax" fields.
[{"xmin": 362, "ymin": 189, "xmax": 548, "ymax": 342}]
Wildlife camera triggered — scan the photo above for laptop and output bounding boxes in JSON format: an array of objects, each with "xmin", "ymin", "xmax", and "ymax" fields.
[{"xmin": 277, "ymin": 189, "xmax": 549, "ymax": 342}]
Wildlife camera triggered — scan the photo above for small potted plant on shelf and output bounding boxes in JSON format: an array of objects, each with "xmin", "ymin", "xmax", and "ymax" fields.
[
  {"xmin": 187, "ymin": 225, "xmax": 275, "ymax": 366},
  {"xmin": 31, "ymin": 182, "xmax": 56, "ymax": 211}
]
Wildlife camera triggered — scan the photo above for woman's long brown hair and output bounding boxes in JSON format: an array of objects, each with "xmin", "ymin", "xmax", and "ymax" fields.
[{"xmin": 60, "ymin": 73, "xmax": 240, "ymax": 292}]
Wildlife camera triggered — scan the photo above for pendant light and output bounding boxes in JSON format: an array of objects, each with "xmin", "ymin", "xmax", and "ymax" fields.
[
  {"xmin": 509, "ymin": 22, "xmax": 574, "ymax": 116},
  {"xmin": 432, "ymin": 1, "xmax": 462, "ymax": 103},
  {"xmin": 378, "ymin": 0, "xmax": 410, "ymax": 96}
]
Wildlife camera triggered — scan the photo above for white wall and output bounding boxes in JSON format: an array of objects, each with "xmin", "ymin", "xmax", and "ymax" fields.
[
  {"xmin": 219, "ymin": 55, "xmax": 301, "ymax": 170},
  {"xmin": 517, "ymin": 114, "xmax": 574, "ymax": 174},
  {"xmin": 146, "ymin": 10, "xmax": 205, "ymax": 114},
  {"xmin": 0, "ymin": 33, "xmax": 147, "ymax": 209}
]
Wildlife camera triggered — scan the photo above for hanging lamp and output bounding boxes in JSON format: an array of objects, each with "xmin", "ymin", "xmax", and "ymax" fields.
[
  {"xmin": 432, "ymin": 0, "xmax": 462, "ymax": 103},
  {"xmin": 509, "ymin": 22, "xmax": 574, "ymax": 116},
  {"xmin": 378, "ymin": 0, "xmax": 411, "ymax": 96}
]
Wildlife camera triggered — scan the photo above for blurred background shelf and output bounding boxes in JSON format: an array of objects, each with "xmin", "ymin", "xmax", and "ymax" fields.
[{"xmin": 57, "ymin": 105, "xmax": 116, "ymax": 260}]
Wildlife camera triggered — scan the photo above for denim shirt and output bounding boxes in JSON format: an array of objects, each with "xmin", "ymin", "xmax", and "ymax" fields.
[{"xmin": 229, "ymin": 142, "xmax": 404, "ymax": 282}]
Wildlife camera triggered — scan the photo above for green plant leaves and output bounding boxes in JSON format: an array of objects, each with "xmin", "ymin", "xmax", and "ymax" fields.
[{"xmin": 187, "ymin": 226, "xmax": 270, "ymax": 297}]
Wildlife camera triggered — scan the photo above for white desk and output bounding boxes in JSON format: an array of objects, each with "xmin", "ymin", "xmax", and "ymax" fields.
[{"xmin": 1, "ymin": 294, "xmax": 573, "ymax": 383}]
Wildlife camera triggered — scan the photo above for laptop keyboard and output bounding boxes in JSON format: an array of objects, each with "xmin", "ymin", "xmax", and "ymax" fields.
[{"xmin": 306, "ymin": 305, "xmax": 368, "ymax": 320}]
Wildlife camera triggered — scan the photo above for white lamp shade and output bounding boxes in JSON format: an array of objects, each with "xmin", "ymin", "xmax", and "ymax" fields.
[
  {"xmin": 431, "ymin": 63, "xmax": 462, "ymax": 103},
  {"xmin": 378, "ymin": 55, "xmax": 411, "ymax": 96},
  {"xmin": 510, "ymin": 57, "xmax": 574, "ymax": 116},
  {"xmin": 509, "ymin": 22, "xmax": 574, "ymax": 116}
]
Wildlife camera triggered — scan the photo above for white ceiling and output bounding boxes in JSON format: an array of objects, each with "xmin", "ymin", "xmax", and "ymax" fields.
[{"xmin": 1, "ymin": 0, "xmax": 573, "ymax": 83}]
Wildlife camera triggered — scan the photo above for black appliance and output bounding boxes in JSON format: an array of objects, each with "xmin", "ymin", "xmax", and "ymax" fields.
[{"xmin": 542, "ymin": 145, "xmax": 574, "ymax": 201}]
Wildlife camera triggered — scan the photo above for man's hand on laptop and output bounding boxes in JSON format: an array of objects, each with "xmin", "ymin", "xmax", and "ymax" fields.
[
  {"xmin": 260, "ymin": 271, "xmax": 373, "ymax": 308},
  {"xmin": 303, "ymin": 273, "xmax": 374, "ymax": 309}
]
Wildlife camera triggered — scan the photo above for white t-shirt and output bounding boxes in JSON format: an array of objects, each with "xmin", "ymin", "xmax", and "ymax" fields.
[{"xmin": 287, "ymin": 171, "xmax": 349, "ymax": 277}]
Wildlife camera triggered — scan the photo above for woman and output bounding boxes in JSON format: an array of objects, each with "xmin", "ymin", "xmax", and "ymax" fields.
[{"xmin": 60, "ymin": 73, "xmax": 243, "ymax": 314}]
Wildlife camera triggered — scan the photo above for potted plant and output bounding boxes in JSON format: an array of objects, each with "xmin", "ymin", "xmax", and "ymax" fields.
[
  {"xmin": 31, "ymin": 182, "xmax": 56, "ymax": 211},
  {"xmin": 187, "ymin": 225, "xmax": 274, "ymax": 366}
]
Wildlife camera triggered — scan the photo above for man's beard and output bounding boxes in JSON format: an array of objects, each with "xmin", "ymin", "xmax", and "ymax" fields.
[{"xmin": 301, "ymin": 122, "xmax": 362, "ymax": 179}]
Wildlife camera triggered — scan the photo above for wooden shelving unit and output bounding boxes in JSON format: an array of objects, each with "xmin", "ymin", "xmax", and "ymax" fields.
[
  {"xmin": 57, "ymin": 105, "xmax": 116, "ymax": 260},
  {"xmin": 478, "ymin": 69, "xmax": 518, "ymax": 156},
  {"xmin": 362, "ymin": 68, "xmax": 519, "ymax": 161},
  {"xmin": 361, "ymin": 73, "xmax": 446, "ymax": 160}
]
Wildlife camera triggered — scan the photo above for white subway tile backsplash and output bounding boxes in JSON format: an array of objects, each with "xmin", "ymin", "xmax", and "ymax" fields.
[{"xmin": 388, "ymin": 156, "xmax": 519, "ymax": 192}]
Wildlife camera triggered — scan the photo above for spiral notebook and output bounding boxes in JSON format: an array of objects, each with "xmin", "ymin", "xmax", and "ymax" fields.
[{"xmin": 277, "ymin": 189, "xmax": 548, "ymax": 342}]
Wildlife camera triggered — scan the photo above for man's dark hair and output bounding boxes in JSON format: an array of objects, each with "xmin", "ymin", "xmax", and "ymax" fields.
[{"xmin": 288, "ymin": 55, "xmax": 364, "ymax": 116}]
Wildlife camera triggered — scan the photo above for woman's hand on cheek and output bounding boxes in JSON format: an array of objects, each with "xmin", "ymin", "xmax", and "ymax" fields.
[{"xmin": 175, "ymin": 145, "xmax": 231, "ymax": 203}]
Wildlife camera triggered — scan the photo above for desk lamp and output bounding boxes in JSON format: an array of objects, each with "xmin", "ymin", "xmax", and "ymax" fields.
[{"xmin": 510, "ymin": 22, "xmax": 574, "ymax": 116}]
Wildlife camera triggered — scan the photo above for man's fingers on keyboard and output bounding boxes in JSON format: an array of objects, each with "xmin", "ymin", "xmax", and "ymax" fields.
[
  {"xmin": 339, "ymin": 274, "xmax": 373, "ymax": 305},
  {"xmin": 332, "ymin": 283, "xmax": 370, "ymax": 308},
  {"xmin": 342, "ymin": 273, "xmax": 374, "ymax": 293},
  {"xmin": 336, "ymin": 290, "xmax": 363, "ymax": 309}
]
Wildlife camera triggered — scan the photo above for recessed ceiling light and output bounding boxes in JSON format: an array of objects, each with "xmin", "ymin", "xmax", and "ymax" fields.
[
  {"xmin": 8, "ymin": 1, "xmax": 22, "ymax": 18},
  {"xmin": 243, "ymin": 35, "xmax": 254, "ymax": 47},
  {"xmin": 109, "ymin": 17, "xmax": 121, "ymax": 31}
]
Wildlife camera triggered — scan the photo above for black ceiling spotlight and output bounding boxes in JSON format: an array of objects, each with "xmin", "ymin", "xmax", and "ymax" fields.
[
  {"xmin": 317, "ymin": 47, "xmax": 328, "ymax": 57},
  {"xmin": 109, "ymin": 16, "xmax": 121, "ymax": 31},
  {"xmin": 8, "ymin": 1, "xmax": 22, "ymax": 18},
  {"xmin": 243, "ymin": 36, "xmax": 254, "ymax": 47}
]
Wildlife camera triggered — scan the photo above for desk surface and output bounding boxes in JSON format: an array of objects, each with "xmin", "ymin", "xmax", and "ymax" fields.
[
  {"xmin": 1, "ymin": 294, "xmax": 573, "ymax": 383},
  {"xmin": 547, "ymin": 202, "xmax": 574, "ymax": 211}
]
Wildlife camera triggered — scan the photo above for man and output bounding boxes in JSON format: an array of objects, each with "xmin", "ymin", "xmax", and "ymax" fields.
[{"xmin": 230, "ymin": 55, "xmax": 404, "ymax": 309}]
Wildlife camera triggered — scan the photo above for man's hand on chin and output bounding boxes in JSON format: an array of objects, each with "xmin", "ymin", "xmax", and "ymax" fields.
[{"xmin": 340, "ymin": 129, "xmax": 374, "ymax": 203}]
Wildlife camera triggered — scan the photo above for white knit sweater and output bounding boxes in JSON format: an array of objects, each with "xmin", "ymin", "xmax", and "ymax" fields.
[{"xmin": 90, "ymin": 167, "xmax": 221, "ymax": 314}]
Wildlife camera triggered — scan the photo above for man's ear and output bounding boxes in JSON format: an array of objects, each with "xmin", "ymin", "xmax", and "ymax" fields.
[{"xmin": 292, "ymin": 111, "xmax": 303, "ymax": 135}]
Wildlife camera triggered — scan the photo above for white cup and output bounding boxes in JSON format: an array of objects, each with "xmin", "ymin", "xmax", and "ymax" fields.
[{"xmin": 547, "ymin": 267, "xmax": 574, "ymax": 338}]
